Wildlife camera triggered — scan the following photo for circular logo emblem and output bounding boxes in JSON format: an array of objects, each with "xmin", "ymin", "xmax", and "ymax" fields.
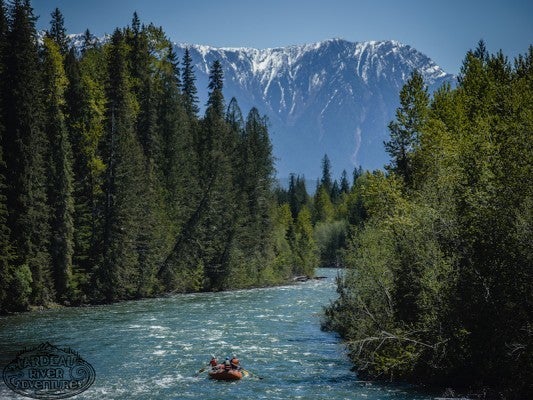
[{"xmin": 2, "ymin": 342, "xmax": 96, "ymax": 399}]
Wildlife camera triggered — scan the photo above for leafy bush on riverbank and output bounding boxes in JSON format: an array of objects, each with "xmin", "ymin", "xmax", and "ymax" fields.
[{"xmin": 323, "ymin": 42, "xmax": 532, "ymax": 399}]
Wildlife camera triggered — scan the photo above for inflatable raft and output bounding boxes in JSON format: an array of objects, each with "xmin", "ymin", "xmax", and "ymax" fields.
[{"xmin": 208, "ymin": 368, "xmax": 243, "ymax": 381}]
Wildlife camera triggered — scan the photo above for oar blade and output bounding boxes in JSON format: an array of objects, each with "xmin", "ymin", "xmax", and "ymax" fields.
[
  {"xmin": 193, "ymin": 366, "xmax": 208, "ymax": 377},
  {"xmin": 242, "ymin": 368, "xmax": 263, "ymax": 380}
]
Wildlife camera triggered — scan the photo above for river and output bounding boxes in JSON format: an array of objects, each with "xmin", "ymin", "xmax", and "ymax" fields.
[{"xmin": 0, "ymin": 268, "xmax": 438, "ymax": 399}]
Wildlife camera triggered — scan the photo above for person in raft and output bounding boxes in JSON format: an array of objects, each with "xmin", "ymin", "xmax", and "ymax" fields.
[
  {"xmin": 209, "ymin": 355, "xmax": 218, "ymax": 370},
  {"xmin": 230, "ymin": 355, "xmax": 240, "ymax": 370},
  {"xmin": 223, "ymin": 357, "xmax": 232, "ymax": 371}
]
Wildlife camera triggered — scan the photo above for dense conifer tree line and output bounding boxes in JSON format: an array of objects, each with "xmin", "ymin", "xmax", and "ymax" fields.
[
  {"xmin": 1, "ymin": 3, "xmax": 530, "ymax": 396},
  {"xmin": 0, "ymin": 1, "xmax": 316, "ymax": 312},
  {"xmin": 322, "ymin": 41, "xmax": 532, "ymax": 399}
]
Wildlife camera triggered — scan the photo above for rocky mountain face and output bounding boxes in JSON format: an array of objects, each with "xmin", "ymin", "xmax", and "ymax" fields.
[{"xmin": 174, "ymin": 39, "xmax": 455, "ymax": 180}]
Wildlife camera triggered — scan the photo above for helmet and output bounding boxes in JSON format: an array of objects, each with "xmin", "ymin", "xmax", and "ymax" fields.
[{"xmin": 225, "ymin": 357, "xmax": 230, "ymax": 360}]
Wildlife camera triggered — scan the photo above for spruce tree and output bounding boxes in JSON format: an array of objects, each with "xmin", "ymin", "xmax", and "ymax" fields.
[
  {"xmin": 64, "ymin": 42, "xmax": 107, "ymax": 301},
  {"xmin": 182, "ymin": 47, "xmax": 199, "ymax": 118},
  {"xmin": 243, "ymin": 107, "xmax": 274, "ymax": 208},
  {"xmin": 226, "ymin": 97, "xmax": 245, "ymax": 203},
  {"xmin": 0, "ymin": 0, "xmax": 14, "ymax": 312},
  {"xmin": 127, "ymin": 13, "xmax": 158, "ymax": 160},
  {"xmin": 227, "ymin": 97, "xmax": 246, "ymax": 194},
  {"xmin": 155, "ymin": 41, "xmax": 203, "ymax": 293},
  {"xmin": 320, "ymin": 154, "xmax": 333, "ymax": 194},
  {"xmin": 131, "ymin": 40, "xmax": 164, "ymax": 298},
  {"xmin": 206, "ymin": 60, "xmax": 224, "ymax": 118},
  {"xmin": 3, "ymin": 0, "xmax": 53, "ymax": 306},
  {"xmin": 99, "ymin": 29, "xmax": 144, "ymax": 301},
  {"xmin": 251, "ymin": 109, "xmax": 274, "ymax": 205},
  {"xmin": 156, "ymin": 41, "xmax": 194, "ymax": 217},
  {"xmin": 473, "ymin": 39, "xmax": 489, "ymax": 62},
  {"xmin": 46, "ymin": 7, "xmax": 69, "ymax": 55},
  {"xmin": 198, "ymin": 59, "xmax": 229, "ymax": 173},
  {"xmin": 352, "ymin": 165, "xmax": 363, "ymax": 188},
  {"xmin": 330, "ymin": 180, "xmax": 341, "ymax": 204},
  {"xmin": 42, "ymin": 37, "xmax": 75, "ymax": 302},
  {"xmin": 340, "ymin": 169, "xmax": 350, "ymax": 194},
  {"xmin": 313, "ymin": 186, "xmax": 334, "ymax": 223},
  {"xmin": 198, "ymin": 62, "xmax": 235, "ymax": 288},
  {"xmin": 288, "ymin": 174, "xmax": 309, "ymax": 219},
  {"xmin": 237, "ymin": 107, "xmax": 274, "ymax": 252},
  {"xmin": 384, "ymin": 69, "xmax": 429, "ymax": 187},
  {"xmin": 226, "ymin": 97, "xmax": 244, "ymax": 127},
  {"xmin": 168, "ymin": 43, "xmax": 181, "ymax": 89},
  {"xmin": 64, "ymin": 47, "xmax": 88, "ymax": 299},
  {"xmin": 293, "ymin": 206, "xmax": 318, "ymax": 276},
  {"xmin": 127, "ymin": 16, "xmax": 168, "ymax": 298},
  {"xmin": 0, "ymin": 145, "xmax": 15, "ymax": 312},
  {"xmin": 81, "ymin": 29, "xmax": 96, "ymax": 53}
]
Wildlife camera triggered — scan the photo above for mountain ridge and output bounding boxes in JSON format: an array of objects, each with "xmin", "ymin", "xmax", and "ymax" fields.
[
  {"xmin": 172, "ymin": 38, "xmax": 455, "ymax": 179},
  {"xmin": 65, "ymin": 33, "xmax": 455, "ymax": 179}
]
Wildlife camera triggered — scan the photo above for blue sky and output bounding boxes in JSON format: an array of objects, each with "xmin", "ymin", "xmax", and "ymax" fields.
[{"xmin": 32, "ymin": 0, "xmax": 532, "ymax": 75}]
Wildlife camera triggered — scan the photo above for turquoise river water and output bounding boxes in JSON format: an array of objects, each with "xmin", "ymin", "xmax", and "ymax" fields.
[{"xmin": 0, "ymin": 268, "xmax": 442, "ymax": 399}]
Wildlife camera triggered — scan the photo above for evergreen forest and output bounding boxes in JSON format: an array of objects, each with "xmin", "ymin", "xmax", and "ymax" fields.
[{"xmin": 0, "ymin": 1, "xmax": 318, "ymax": 313}]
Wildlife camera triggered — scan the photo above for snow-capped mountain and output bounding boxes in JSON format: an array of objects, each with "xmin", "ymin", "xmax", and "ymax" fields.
[
  {"xmin": 64, "ymin": 33, "xmax": 454, "ymax": 180},
  {"xmin": 174, "ymin": 39, "xmax": 455, "ymax": 180}
]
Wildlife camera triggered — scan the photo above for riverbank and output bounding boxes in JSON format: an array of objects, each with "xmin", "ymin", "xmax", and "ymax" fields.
[{"xmin": 2, "ymin": 272, "xmax": 321, "ymax": 316}]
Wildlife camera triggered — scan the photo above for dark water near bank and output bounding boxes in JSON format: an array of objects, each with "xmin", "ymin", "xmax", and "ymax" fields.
[{"xmin": 0, "ymin": 269, "xmax": 438, "ymax": 399}]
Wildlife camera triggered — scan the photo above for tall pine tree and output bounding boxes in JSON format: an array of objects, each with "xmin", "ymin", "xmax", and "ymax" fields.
[
  {"xmin": 81, "ymin": 28, "xmax": 97, "ymax": 53},
  {"xmin": 156, "ymin": 41, "xmax": 195, "ymax": 224},
  {"xmin": 181, "ymin": 47, "xmax": 199, "ymax": 118},
  {"xmin": 198, "ymin": 60, "xmax": 235, "ymax": 288},
  {"xmin": 320, "ymin": 154, "xmax": 333, "ymax": 195},
  {"xmin": 127, "ymin": 13, "xmax": 158, "ymax": 160},
  {"xmin": 46, "ymin": 7, "xmax": 69, "ymax": 55},
  {"xmin": 64, "ymin": 40, "xmax": 107, "ymax": 302},
  {"xmin": 42, "ymin": 36, "xmax": 75, "ymax": 302},
  {"xmin": 340, "ymin": 169, "xmax": 350, "ymax": 194},
  {"xmin": 242, "ymin": 107, "xmax": 274, "ymax": 243},
  {"xmin": 125, "ymin": 15, "xmax": 167, "ymax": 297},
  {"xmin": 0, "ymin": 0, "xmax": 16, "ymax": 312},
  {"xmin": 384, "ymin": 70, "xmax": 429, "ymax": 187},
  {"xmin": 206, "ymin": 59, "xmax": 224, "ymax": 118},
  {"xmin": 3, "ymin": 0, "xmax": 53, "ymax": 306},
  {"xmin": 98, "ymin": 29, "xmax": 145, "ymax": 301}
]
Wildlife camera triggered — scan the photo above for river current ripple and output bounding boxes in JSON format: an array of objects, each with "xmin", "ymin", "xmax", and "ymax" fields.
[{"xmin": 0, "ymin": 268, "xmax": 436, "ymax": 399}]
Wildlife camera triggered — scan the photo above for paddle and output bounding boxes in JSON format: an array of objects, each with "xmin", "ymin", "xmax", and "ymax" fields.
[
  {"xmin": 240, "ymin": 368, "xmax": 263, "ymax": 380},
  {"xmin": 193, "ymin": 365, "xmax": 210, "ymax": 377}
]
